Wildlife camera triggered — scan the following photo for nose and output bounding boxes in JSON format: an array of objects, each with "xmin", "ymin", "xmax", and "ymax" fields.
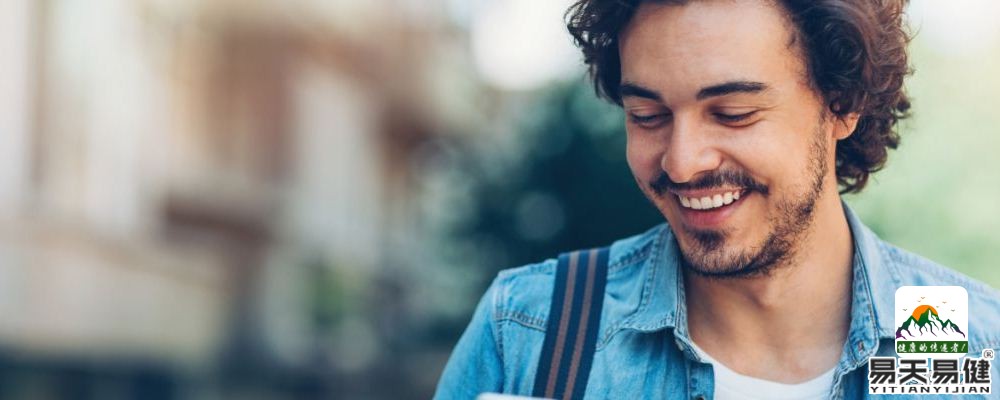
[{"xmin": 659, "ymin": 114, "xmax": 723, "ymax": 184}]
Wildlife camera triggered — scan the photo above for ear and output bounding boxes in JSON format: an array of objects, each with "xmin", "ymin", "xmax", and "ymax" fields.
[{"xmin": 832, "ymin": 113, "xmax": 860, "ymax": 140}]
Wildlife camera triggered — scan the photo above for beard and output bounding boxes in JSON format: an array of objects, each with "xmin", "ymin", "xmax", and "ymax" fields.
[{"xmin": 648, "ymin": 129, "xmax": 829, "ymax": 279}]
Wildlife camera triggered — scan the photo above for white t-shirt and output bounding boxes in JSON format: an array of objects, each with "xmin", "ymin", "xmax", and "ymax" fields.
[{"xmin": 689, "ymin": 341, "xmax": 837, "ymax": 400}]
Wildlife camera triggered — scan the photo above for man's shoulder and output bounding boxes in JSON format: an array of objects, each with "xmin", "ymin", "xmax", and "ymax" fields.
[
  {"xmin": 489, "ymin": 224, "xmax": 667, "ymax": 332},
  {"xmin": 878, "ymin": 241, "xmax": 1000, "ymax": 345}
]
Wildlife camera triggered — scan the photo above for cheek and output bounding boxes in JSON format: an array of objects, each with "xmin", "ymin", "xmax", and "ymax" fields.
[
  {"xmin": 723, "ymin": 124, "xmax": 809, "ymax": 185},
  {"xmin": 728, "ymin": 148, "xmax": 815, "ymax": 212},
  {"xmin": 625, "ymin": 132, "xmax": 661, "ymax": 181}
]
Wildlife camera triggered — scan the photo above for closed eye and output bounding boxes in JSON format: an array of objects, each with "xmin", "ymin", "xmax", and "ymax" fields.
[
  {"xmin": 713, "ymin": 111, "xmax": 757, "ymax": 125},
  {"xmin": 628, "ymin": 112, "xmax": 671, "ymax": 129}
]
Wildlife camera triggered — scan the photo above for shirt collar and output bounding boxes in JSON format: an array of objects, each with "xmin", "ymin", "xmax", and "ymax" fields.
[
  {"xmin": 841, "ymin": 202, "xmax": 899, "ymax": 360},
  {"xmin": 620, "ymin": 201, "xmax": 899, "ymax": 360}
]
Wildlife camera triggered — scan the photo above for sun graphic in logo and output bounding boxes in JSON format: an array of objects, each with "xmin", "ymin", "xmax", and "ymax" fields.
[{"xmin": 911, "ymin": 304, "xmax": 938, "ymax": 320}]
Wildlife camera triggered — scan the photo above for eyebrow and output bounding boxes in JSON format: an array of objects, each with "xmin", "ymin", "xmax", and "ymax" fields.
[
  {"xmin": 619, "ymin": 82, "xmax": 663, "ymax": 102},
  {"xmin": 618, "ymin": 80, "xmax": 770, "ymax": 102},
  {"xmin": 696, "ymin": 81, "xmax": 768, "ymax": 100}
]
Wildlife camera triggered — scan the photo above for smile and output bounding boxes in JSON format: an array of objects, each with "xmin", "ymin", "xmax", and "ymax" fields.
[{"xmin": 677, "ymin": 190, "xmax": 744, "ymax": 210}]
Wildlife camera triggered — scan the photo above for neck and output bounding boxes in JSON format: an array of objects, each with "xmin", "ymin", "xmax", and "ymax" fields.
[{"xmin": 684, "ymin": 189, "xmax": 854, "ymax": 382}]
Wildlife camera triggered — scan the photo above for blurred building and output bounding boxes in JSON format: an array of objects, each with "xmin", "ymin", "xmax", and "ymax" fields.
[{"xmin": 0, "ymin": 0, "xmax": 482, "ymax": 398}]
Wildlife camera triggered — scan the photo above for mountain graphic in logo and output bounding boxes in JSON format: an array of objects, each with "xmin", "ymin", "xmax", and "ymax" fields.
[{"xmin": 895, "ymin": 304, "xmax": 966, "ymax": 340}]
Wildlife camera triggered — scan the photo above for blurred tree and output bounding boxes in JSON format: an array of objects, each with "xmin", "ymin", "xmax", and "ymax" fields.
[{"xmin": 449, "ymin": 80, "xmax": 663, "ymax": 283}]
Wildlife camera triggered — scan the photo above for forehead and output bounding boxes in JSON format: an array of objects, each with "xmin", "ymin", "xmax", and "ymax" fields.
[{"xmin": 619, "ymin": 0, "xmax": 805, "ymax": 101}]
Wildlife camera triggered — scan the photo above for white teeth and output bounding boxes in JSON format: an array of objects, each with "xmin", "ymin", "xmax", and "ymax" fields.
[{"xmin": 677, "ymin": 190, "xmax": 745, "ymax": 210}]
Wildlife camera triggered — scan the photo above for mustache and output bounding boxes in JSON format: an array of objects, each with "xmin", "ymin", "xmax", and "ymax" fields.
[{"xmin": 649, "ymin": 169, "xmax": 769, "ymax": 197}]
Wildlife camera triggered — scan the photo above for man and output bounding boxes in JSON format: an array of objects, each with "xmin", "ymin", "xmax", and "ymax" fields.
[{"xmin": 435, "ymin": 0, "xmax": 1000, "ymax": 399}]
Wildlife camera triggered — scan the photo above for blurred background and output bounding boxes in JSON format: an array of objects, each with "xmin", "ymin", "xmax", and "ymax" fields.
[{"xmin": 0, "ymin": 0, "xmax": 997, "ymax": 398}]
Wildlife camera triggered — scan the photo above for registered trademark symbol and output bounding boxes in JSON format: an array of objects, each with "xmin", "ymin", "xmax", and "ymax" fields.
[{"xmin": 983, "ymin": 349, "xmax": 995, "ymax": 360}]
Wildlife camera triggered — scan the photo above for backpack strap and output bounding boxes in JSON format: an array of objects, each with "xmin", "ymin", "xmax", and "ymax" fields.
[{"xmin": 532, "ymin": 247, "xmax": 609, "ymax": 400}]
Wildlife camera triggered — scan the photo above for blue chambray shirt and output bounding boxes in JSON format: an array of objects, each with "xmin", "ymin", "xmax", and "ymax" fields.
[{"xmin": 434, "ymin": 204, "xmax": 1000, "ymax": 399}]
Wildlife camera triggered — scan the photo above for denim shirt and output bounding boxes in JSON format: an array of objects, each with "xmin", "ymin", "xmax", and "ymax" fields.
[{"xmin": 434, "ymin": 204, "xmax": 1000, "ymax": 399}]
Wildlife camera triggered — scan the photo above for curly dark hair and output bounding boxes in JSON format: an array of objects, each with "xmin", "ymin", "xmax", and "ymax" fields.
[{"xmin": 566, "ymin": 0, "xmax": 912, "ymax": 193}]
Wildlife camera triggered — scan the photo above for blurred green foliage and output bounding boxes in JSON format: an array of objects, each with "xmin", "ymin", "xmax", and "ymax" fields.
[
  {"xmin": 446, "ymin": 82, "xmax": 662, "ymax": 280},
  {"xmin": 847, "ymin": 42, "xmax": 1000, "ymax": 288}
]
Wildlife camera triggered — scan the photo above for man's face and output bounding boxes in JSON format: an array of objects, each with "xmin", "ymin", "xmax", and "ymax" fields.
[{"xmin": 619, "ymin": 0, "xmax": 843, "ymax": 277}]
